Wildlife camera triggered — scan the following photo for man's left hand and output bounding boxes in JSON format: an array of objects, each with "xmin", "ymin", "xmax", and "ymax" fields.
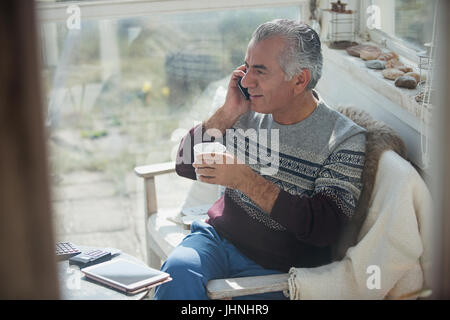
[
  {"xmin": 193, "ymin": 152, "xmax": 281, "ymax": 214},
  {"xmin": 193, "ymin": 152, "xmax": 254, "ymax": 191}
]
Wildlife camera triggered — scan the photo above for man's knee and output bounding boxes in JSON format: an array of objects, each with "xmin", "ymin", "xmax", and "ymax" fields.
[
  {"xmin": 161, "ymin": 254, "xmax": 199, "ymax": 279},
  {"xmin": 155, "ymin": 255, "xmax": 208, "ymax": 300},
  {"xmin": 154, "ymin": 223, "xmax": 227, "ymax": 300}
]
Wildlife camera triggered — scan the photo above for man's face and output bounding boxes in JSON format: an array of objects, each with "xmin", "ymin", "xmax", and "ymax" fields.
[{"xmin": 241, "ymin": 36, "xmax": 299, "ymax": 115}]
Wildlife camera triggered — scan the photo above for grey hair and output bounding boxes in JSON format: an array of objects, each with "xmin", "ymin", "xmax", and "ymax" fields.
[{"xmin": 250, "ymin": 19, "xmax": 323, "ymax": 90}]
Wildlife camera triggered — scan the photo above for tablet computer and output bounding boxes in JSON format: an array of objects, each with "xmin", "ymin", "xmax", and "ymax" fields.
[{"xmin": 82, "ymin": 259, "xmax": 171, "ymax": 294}]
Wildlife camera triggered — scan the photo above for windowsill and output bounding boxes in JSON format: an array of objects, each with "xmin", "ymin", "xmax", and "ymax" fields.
[{"xmin": 322, "ymin": 42, "xmax": 432, "ymax": 134}]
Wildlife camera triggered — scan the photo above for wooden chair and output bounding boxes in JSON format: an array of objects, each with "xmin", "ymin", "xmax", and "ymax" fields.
[
  {"xmin": 134, "ymin": 108, "xmax": 432, "ymax": 299},
  {"xmin": 135, "ymin": 162, "xmax": 290, "ymax": 299},
  {"xmin": 134, "ymin": 162, "xmax": 187, "ymax": 270}
]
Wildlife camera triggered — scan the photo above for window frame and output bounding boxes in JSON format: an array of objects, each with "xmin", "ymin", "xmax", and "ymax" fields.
[{"xmin": 36, "ymin": 0, "xmax": 309, "ymax": 23}]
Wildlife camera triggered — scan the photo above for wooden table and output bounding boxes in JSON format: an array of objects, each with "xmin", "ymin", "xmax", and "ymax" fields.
[{"xmin": 58, "ymin": 245, "xmax": 149, "ymax": 300}]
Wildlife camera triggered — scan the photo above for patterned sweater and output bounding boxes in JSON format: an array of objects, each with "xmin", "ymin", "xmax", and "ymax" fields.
[{"xmin": 175, "ymin": 94, "xmax": 366, "ymax": 272}]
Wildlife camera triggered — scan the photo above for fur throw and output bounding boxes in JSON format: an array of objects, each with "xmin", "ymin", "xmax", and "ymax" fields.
[{"xmin": 332, "ymin": 107, "xmax": 407, "ymax": 260}]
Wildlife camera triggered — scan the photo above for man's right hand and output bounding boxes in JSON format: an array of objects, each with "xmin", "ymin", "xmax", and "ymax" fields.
[
  {"xmin": 222, "ymin": 65, "xmax": 251, "ymax": 119},
  {"xmin": 203, "ymin": 65, "xmax": 251, "ymax": 135}
]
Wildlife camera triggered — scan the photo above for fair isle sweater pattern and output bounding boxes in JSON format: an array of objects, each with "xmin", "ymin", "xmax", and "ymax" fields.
[{"xmin": 225, "ymin": 104, "xmax": 366, "ymax": 231}]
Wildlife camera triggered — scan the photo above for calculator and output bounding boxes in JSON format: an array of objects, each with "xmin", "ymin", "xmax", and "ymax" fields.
[
  {"xmin": 56, "ymin": 242, "xmax": 81, "ymax": 260},
  {"xmin": 69, "ymin": 249, "xmax": 112, "ymax": 268}
]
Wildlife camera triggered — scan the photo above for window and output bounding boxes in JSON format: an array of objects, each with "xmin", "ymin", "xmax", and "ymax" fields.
[
  {"xmin": 364, "ymin": 0, "xmax": 437, "ymax": 60},
  {"xmin": 317, "ymin": 0, "xmax": 437, "ymax": 171},
  {"xmin": 393, "ymin": 0, "xmax": 434, "ymax": 51},
  {"xmin": 37, "ymin": 1, "xmax": 302, "ymax": 259}
]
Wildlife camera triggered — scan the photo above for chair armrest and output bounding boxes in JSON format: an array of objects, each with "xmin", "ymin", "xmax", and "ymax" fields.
[
  {"xmin": 206, "ymin": 273, "xmax": 290, "ymax": 300},
  {"xmin": 134, "ymin": 161, "xmax": 177, "ymax": 217},
  {"xmin": 134, "ymin": 161, "xmax": 176, "ymax": 178}
]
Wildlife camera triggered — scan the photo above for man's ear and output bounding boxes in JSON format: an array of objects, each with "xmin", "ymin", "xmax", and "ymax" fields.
[{"xmin": 293, "ymin": 69, "xmax": 311, "ymax": 94}]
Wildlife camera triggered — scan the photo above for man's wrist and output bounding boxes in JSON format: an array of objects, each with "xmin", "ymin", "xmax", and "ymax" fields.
[
  {"xmin": 221, "ymin": 103, "xmax": 242, "ymax": 122},
  {"xmin": 238, "ymin": 168, "xmax": 281, "ymax": 214},
  {"xmin": 235, "ymin": 166, "xmax": 257, "ymax": 193},
  {"xmin": 204, "ymin": 104, "xmax": 241, "ymax": 134}
]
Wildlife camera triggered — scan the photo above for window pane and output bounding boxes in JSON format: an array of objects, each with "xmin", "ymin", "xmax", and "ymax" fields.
[
  {"xmin": 394, "ymin": 0, "xmax": 435, "ymax": 51},
  {"xmin": 39, "ymin": 6, "xmax": 301, "ymax": 259}
]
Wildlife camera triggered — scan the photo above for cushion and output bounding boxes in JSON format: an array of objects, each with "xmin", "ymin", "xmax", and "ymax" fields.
[
  {"xmin": 332, "ymin": 106, "xmax": 407, "ymax": 260},
  {"xmin": 181, "ymin": 181, "xmax": 222, "ymax": 209}
]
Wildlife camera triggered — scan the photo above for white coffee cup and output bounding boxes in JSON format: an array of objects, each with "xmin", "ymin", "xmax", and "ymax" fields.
[
  {"xmin": 193, "ymin": 142, "xmax": 227, "ymax": 179},
  {"xmin": 193, "ymin": 142, "xmax": 227, "ymax": 163}
]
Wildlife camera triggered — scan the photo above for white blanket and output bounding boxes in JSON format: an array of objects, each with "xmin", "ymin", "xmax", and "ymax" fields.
[{"xmin": 288, "ymin": 150, "xmax": 433, "ymax": 299}]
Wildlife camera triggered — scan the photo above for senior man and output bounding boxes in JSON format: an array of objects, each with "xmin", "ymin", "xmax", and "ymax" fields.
[{"xmin": 155, "ymin": 19, "xmax": 366, "ymax": 300}]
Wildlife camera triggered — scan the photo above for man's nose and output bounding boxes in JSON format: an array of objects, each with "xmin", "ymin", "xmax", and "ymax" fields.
[{"xmin": 241, "ymin": 71, "xmax": 256, "ymax": 89}]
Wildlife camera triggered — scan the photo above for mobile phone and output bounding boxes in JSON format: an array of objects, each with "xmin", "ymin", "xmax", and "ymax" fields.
[{"xmin": 237, "ymin": 78, "xmax": 250, "ymax": 100}]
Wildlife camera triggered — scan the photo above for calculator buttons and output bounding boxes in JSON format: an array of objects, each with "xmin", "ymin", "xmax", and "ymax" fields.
[{"xmin": 56, "ymin": 242, "xmax": 81, "ymax": 260}]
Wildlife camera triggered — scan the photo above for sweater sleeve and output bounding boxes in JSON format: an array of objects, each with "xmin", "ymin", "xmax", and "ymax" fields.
[
  {"xmin": 174, "ymin": 125, "xmax": 199, "ymax": 180},
  {"xmin": 270, "ymin": 132, "xmax": 366, "ymax": 247}
]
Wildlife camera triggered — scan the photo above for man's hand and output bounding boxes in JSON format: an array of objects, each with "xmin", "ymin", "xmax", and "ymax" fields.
[
  {"xmin": 193, "ymin": 152, "xmax": 281, "ymax": 214},
  {"xmin": 193, "ymin": 152, "xmax": 252, "ymax": 190},
  {"xmin": 203, "ymin": 65, "xmax": 250, "ymax": 135},
  {"xmin": 222, "ymin": 64, "xmax": 251, "ymax": 118}
]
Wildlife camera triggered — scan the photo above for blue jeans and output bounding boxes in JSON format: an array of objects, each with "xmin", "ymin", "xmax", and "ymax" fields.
[{"xmin": 154, "ymin": 220, "xmax": 287, "ymax": 300}]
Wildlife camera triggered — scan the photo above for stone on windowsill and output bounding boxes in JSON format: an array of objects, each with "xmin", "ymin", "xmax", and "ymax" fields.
[
  {"xmin": 346, "ymin": 44, "xmax": 378, "ymax": 57},
  {"xmin": 379, "ymin": 51, "xmax": 399, "ymax": 61},
  {"xmin": 360, "ymin": 47, "xmax": 382, "ymax": 60},
  {"xmin": 365, "ymin": 60, "xmax": 386, "ymax": 70},
  {"xmin": 382, "ymin": 68, "xmax": 405, "ymax": 80},
  {"xmin": 398, "ymin": 66, "xmax": 414, "ymax": 73},
  {"xmin": 395, "ymin": 75, "xmax": 417, "ymax": 89},
  {"xmin": 404, "ymin": 72, "xmax": 421, "ymax": 83},
  {"xmin": 386, "ymin": 59, "xmax": 404, "ymax": 69}
]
